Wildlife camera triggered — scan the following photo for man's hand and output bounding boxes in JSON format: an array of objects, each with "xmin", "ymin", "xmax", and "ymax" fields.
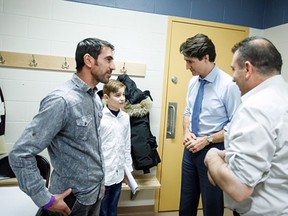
[
  {"xmin": 204, "ymin": 148, "xmax": 253, "ymax": 202},
  {"xmin": 204, "ymin": 148, "xmax": 226, "ymax": 166},
  {"xmin": 184, "ymin": 133, "xmax": 208, "ymax": 153},
  {"xmin": 123, "ymin": 175, "xmax": 129, "ymax": 185},
  {"xmin": 48, "ymin": 188, "xmax": 74, "ymax": 216}
]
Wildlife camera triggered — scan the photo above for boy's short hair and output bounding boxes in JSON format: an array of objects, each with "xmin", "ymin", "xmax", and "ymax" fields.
[{"xmin": 103, "ymin": 79, "xmax": 126, "ymax": 96}]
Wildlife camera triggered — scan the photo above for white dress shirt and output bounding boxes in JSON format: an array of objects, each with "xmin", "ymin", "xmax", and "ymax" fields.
[
  {"xmin": 225, "ymin": 75, "xmax": 288, "ymax": 215},
  {"xmin": 100, "ymin": 106, "xmax": 133, "ymax": 186}
]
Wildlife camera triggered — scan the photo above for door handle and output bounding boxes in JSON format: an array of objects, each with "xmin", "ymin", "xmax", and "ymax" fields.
[{"xmin": 166, "ymin": 102, "xmax": 177, "ymax": 139}]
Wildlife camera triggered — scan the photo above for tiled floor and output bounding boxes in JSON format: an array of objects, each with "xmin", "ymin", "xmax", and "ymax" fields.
[
  {"xmin": 154, "ymin": 208, "xmax": 233, "ymax": 216},
  {"xmin": 119, "ymin": 208, "xmax": 233, "ymax": 216}
]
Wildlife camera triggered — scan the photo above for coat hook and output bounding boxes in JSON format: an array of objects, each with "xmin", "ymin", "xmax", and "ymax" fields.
[
  {"xmin": 120, "ymin": 62, "xmax": 127, "ymax": 74},
  {"xmin": 61, "ymin": 57, "xmax": 69, "ymax": 69},
  {"xmin": 0, "ymin": 53, "xmax": 5, "ymax": 64},
  {"xmin": 29, "ymin": 55, "xmax": 37, "ymax": 67}
]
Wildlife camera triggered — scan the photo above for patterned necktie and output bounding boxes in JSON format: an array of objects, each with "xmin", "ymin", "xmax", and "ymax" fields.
[{"xmin": 192, "ymin": 79, "xmax": 207, "ymax": 136}]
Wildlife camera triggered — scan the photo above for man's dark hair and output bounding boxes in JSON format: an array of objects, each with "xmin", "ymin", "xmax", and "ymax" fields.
[
  {"xmin": 232, "ymin": 36, "xmax": 282, "ymax": 75},
  {"xmin": 180, "ymin": 33, "xmax": 216, "ymax": 62},
  {"xmin": 75, "ymin": 38, "xmax": 114, "ymax": 71}
]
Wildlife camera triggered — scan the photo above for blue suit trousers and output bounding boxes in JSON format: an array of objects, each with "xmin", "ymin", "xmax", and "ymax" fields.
[{"xmin": 179, "ymin": 143, "xmax": 224, "ymax": 216}]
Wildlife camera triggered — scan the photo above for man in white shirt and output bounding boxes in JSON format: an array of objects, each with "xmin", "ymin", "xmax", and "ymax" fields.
[{"xmin": 204, "ymin": 36, "xmax": 288, "ymax": 216}]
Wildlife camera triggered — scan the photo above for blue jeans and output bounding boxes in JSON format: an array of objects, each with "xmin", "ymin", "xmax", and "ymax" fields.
[
  {"xmin": 179, "ymin": 143, "xmax": 224, "ymax": 216},
  {"xmin": 100, "ymin": 182, "xmax": 122, "ymax": 216}
]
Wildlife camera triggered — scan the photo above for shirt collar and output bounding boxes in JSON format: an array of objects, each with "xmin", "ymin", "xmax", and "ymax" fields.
[
  {"xmin": 203, "ymin": 64, "xmax": 218, "ymax": 83},
  {"xmin": 71, "ymin": 73, "xmax": 97, "ymax": 95},
  {"xmin": 241, "ymin": 75, "xmax": 283, "ymax": 102}
]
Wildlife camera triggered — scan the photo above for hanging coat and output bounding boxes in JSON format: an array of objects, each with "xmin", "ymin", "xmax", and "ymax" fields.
[
  {"xmin": 0, "ymin": 86, "xmax": 7, "ymax": 154},
  {"xmin": 117, "ymin": 74, "xmax": 161, "ymax": 174}
]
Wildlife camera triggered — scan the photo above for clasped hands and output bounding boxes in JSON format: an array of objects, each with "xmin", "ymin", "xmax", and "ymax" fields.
[{"xmin": 183, "ymin": 132, "xmax": 208, "ymax": 153}]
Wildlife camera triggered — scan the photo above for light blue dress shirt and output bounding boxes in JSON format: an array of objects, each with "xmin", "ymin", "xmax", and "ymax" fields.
[{"xmin": 184, "ymin": 65, "xmax": 241, "ymax": 136}]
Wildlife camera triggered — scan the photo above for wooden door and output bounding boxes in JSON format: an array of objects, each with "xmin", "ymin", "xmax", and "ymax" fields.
[{"xmin": 156, "ymin": 17, "xmax": 249, "ymax": 212}]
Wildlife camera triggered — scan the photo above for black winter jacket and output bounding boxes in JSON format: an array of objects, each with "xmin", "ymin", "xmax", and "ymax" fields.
[{"xmin": 118, "ymin": 74, "xmax": 161, "ymax": 173}]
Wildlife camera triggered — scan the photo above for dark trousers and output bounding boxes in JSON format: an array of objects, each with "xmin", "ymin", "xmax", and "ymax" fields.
[
  {"xmin": 40, "ymin": 198, "xmax": 101, "ymax": 216},
  {"xmin": 233, "ymin": 211, "xmax": 240, "ymax": 216},
  {"xmin": 100, "ymin": 182, "xmax": 122, "ymax": 216},
  {"xmin": 179, "ymin": 144, "xmax": 224, "ymax": 216}
]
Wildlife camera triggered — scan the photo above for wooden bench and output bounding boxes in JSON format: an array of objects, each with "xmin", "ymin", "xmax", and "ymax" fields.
[
  {"xmin": 122, "ymin": 175, "xmax": 161, "ymax": 200},
  {"xmin": 0, "ymin": 178, "xmax": 18, "ymax": 186}
]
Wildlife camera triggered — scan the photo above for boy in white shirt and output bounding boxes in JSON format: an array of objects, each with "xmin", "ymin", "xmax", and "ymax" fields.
[{"xmin": 99, "ymin": 79, "xmax": 133, "ymax": 216}]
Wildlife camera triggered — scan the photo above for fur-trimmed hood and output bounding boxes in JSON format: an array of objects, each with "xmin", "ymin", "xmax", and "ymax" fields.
[{"xmin": 123, "ymin": 97, "xmax": 152, "ymax": 118}]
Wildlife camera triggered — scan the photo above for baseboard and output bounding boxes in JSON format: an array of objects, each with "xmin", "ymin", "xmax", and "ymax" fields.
[{"xmin": 118, "ymin": 205, "xmax": 154, "ymax": 214}]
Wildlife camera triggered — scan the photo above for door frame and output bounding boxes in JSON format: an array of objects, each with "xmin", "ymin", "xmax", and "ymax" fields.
[{"xmin": 155, "ymin": 16, "xmax": 249, "ymax": 212}]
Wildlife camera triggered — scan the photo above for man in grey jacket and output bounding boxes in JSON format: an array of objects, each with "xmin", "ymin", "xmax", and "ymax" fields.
[{"xmin": 9, "ymin": 37, "xmax": 115, "ymax": 216}]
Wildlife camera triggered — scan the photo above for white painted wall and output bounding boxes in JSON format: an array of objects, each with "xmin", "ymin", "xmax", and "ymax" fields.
[
  {"xmin": 0, "ymin": 0, "xmax": 167, "ymax": 207},
  {"xmin": 249, "ymin": 26, "xmax": 288, "ymax": 80},
  {"xmin": 0, "ymin": 0, "xmax": 287, "ymax": 210}
]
